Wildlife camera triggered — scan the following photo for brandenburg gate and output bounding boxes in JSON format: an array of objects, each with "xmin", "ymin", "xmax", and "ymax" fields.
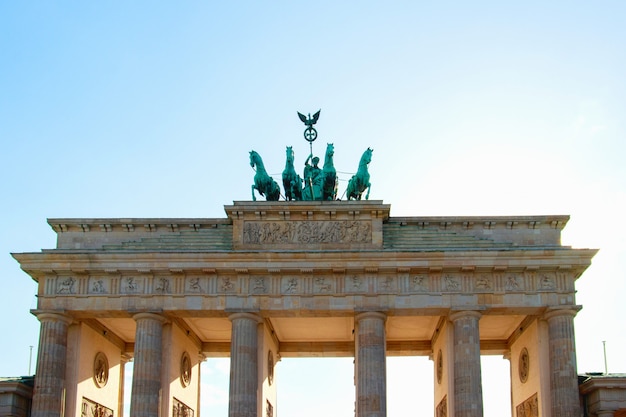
[{"xmin": 13, "ymin": 200, "xmax": 596, "ymax": 417}]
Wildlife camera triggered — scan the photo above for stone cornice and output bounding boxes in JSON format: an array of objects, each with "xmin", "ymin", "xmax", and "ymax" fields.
[{"xmin": 13, "ymin": 247, "xmax": 598, "ymax": 279}]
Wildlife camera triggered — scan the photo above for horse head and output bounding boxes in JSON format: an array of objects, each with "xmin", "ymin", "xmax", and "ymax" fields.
[
  {"xmin": 326, "ymin": 143, "xmax": 334, "ymax": 157},
  {"xmin": 361, "ymin": 148, "xmax": 373, "ymax": 165},
  {"xmin": 250, "ymin": 150, "xmax": 259, "ymax": 168},
  {"xmin": 286, "ymin": 146, "xmax": 295, "ymax": 164}
]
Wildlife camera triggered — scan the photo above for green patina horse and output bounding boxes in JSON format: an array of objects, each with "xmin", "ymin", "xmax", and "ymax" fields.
[
  {"xmin": 322, "ymin": 143, "xmax": 338, "ymax": 200},
  {"xmin": 346, "ymin": 148, "xmax": 373, "ymax": 200},
  {"xmin": 250, "ymin": 150, "xmax": 280, "ymax": 201},
  {"xmin": 282, "ymin": 146, "xmax": 303, "ymax": 201}
]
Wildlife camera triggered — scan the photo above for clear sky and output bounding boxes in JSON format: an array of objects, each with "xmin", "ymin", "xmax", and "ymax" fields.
[{"xmin": 1, "ymin": 2, "xmax": 625, "ymax": 417}]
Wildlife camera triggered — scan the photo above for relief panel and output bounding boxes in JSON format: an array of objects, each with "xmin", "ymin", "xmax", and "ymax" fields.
[{"xmin": 242, "ymin": 220, "xmax": 371, "ymax": 245}]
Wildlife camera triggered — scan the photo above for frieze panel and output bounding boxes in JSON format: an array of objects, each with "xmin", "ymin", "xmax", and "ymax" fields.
[
  {"xmin": 516, "ymin": 393, "xmax": 538, "ymax": 417},
  {"xmin": 345, "ymin": 274, "xmax": 364, "ymax": 293},
  {"xmin": 442, "ymin": 274, "xmax": 461, "ymax": 292},
  {"xmin": 377, "ymin": 275, "xmax": 396, "ymax": 293},
  {"xmin": 242, "ymin": 220, "xmax": 371, "ymax": 245},
  {"xmin": 186, "ymin": 276, "xmax": 205, "ymax": 293},
  {"xmin": 474, "ymin": 274, "xmax": 493, "ymax": 291},
  {"xmin": 121, "ymin": 276, "xmax": 144, "ymax": 294},
  {"xmin": 436, "ymin": 395, "xmax": 447, "ymax": 417},
  {"xmin": 89, "ymin": 278, "xmax": 109, "ymax": 294},
  {"xmin": 219, "ymin": 276, "xmax": 238, "ymax": 293},
  {"xmin": 412, "ymin": 274, "xmax": 429, "ymax": 292},
  {"xmin": 153, "ymin": 277, "xmax": 172, "ymax": 294},
  {"xmin": 251, "ymin": 276, "xmax": 268, "ymax": 294},
  {"xmin": 81, "ymin": 397, "xmax": 113, "ymax": 417},
  {"xmin": 282, "ymin": 276, "xmax": 300, "ymax": 294},
  {"xmin": 173, "ymin": 397, "xmax": 194, "ymax": 417},
  {"xmin": 56, "ymin": 276, "xmax": 76, "ymax": 294}
]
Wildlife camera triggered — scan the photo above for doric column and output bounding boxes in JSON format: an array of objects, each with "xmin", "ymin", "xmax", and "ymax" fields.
[
  {"xmin": 31, "ymin": 312, "xmax": 72, "ymax": 417},
  {"xmin": 355, "ymin": 312, "xmax": 387, "ymax": 417},
  {"xmin": 544, "ymin": 308, "xmax": 580, "ymax": 417},
  {"xmin": 228, "ymin": 312, "xmax": 262, "ymax": 417},
  {"xmin": 450, "ymin": 310, "xmax": 483, "ymax": 417},
  {"xmin": 130, "ymin": 313, "xmax": 167, "ymax": 417}
]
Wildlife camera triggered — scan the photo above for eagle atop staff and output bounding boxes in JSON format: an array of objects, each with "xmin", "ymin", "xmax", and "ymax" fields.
[{"xmin": 298, "ymin": 110, "xmax": 321, "ymax": 128}]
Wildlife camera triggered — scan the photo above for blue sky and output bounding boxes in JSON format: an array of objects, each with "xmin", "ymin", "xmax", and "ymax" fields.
[{"xmin": 1, "ymin": 2, "xmax": 625, "ymax": 416}]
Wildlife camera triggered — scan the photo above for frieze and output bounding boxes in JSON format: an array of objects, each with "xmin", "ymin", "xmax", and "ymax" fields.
[
  {"xmin": 516, "ymin": 393, "xmax": 538, "ymax": 417},
  {"xmin": 242, "ymin": 220, "xmax": 371, "ymax": 245},
  {"xmin": 90, "ymin": 278, "xmax": 108, "ymax": 294},
  {"xmin": 43, "ymin": 269, "xmax": 573, "ymax": 299},
  {"xmin": 173, "ymin": 398, "xmax": 194, "ymax": 417},
  {"xmin": 121, "ymin": 276, "xmax": 144, "ymax": 294},
  {"xmin": 81, "ymin": 397, "xmax": 113, "ymax": 417},
  {"xmin": 57, "ymin": 276, "xmax": 76, "ymax": 294},
  {"xmin": 436, "ymin": 396, "xmax": 447, "ymax": 417},
  {"xmin": 412, "ymin": 275, "xmax": 429, "ymax": 291},
  {"xmin": 186, "ymin": 276, "xmax": 204, "ymax": 293}
]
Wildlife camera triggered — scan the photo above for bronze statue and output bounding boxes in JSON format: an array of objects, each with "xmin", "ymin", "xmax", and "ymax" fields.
[
  {"xmin": 346, "ymin": 148, "xmax": 373, "ymax": 200},
  {"xmin": 250, "ymin": 150, "xmax": 280, "ymax": 201},
  {"xmin": 302, "ymin": 153, "xmax": 323, "ymax": 200},
  {"xmin": 282, "ymin": 146, "xmax": 303, "ymax": 201},
  {"xmin": 321, "ymin": 143, "xmax": 338, "ymax": 200}
]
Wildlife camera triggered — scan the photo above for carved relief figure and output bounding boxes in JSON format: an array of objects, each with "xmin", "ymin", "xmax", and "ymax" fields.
[
  {"xmin": 413, "ymin": 275, "xmax": 428, "ymax": 291},
  {"xmin": 475, "ymin": 275, "xmax": 492, "ymax": 289},
  {"xmin": 315, "ymin": 277, "xmax": 331, "ymax": 292},
  {"xmin": 180, "ymin": 352, "xmax": 191, "ymax": 387},
  {"xmin": 285, "ymin": 278, "xmax": 298, "ymax": 293},
  {"xmin": 57, "ymin": 277, "xmax": 75, "ymax": 294},
  {"xmin": 126, "ymin": 277, "xmax": 138, "ymax": 292},
  {"xmin": 506, "ymin": 275, "xmax": 520, "ymax": 291},
  {"xmin": 221, "ymin": 277, "xmax": 234, "ymax": 292},
  {"xmin": 444, "ymin": 275, "xmax": 459, "ymax": 291},
  {"xmin": 253, "ymin": 277, "xmax": 266, "ymax": 293},
  {"xmin": 381, "ymin": 277, "xmax": 394, "ymax": 290},
  {"xmin": 93, "ymin": 352, "xmax": 109, "ymax": 388},
  {"xmin": 91, "ymin": 280, "xmax": 106, "ymax": 294},
  {"xmin": 188, "ymin": 277, "xmax": 202, "ymax": 292},
  {"xmin": 155, "ymin": 277, "xmax": 170, "ymax": 293},
  {"xmin": 351, "ymin": 276, "xmax": 362, "ymax": 290},
  {"xmin": 540, "ymin": 274, "xmax": 554, "ymax": 289}
]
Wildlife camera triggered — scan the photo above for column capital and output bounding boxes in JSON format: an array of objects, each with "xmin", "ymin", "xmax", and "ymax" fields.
[
  {"xmin": 449, "ymin": 309, "xmax": 482, "ymax": 322},
  {"xmin": 355, "ymin": 311, "xmax": 387, "ymax": 322},
  {"xmin": 543, "ymin": 306, "xmax": 581, "ymax": 321},
  {"xmin": 228, "ymin": 312, "xmax": 263, "ymax": 323},
  {"xmin": 31, "ymin": 310, "xmax": 73, "ymax": 325},
  {"xmin": 132, "ymin": 312, "xmax": 168, "ymax": 323}
]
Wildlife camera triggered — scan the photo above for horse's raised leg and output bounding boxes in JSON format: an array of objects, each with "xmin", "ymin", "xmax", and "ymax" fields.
[{"xmin": 251, "ymin": 184, "xmax": 257, "ymax": 201}]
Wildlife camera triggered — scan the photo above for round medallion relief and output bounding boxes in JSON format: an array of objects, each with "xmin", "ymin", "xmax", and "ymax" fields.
[
  {"xmin": 93, "ymin": 352, "xmax": 109, "ymax": 388},
  {"xmin": 180, "ymin": 351, "xmax": 192, "ymax": 387},
  {"xmin": 519, "ymin": 347, "xmax": 530, "ymax": 383},
  {"xmin": 268, "ymin": 350, "xmax": 274, "ymax": 386},
  {"xmin": 436, "ymin": 349, "xmax": 443, "ymax": 385}
]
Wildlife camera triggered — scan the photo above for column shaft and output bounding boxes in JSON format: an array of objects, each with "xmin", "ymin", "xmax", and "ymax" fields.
[
  {"xmin": 31, "ymin": 312, "xmax": 72, "ymax": 417},
  {"xmin": 545, "ymin": 309, "xmax": 580, "ymax": 417},
  {"xmin": 355, "ymin": 312, "xmax": 387, "ymax": 417},
  {"xmin": 450, "ymin": 311, "xmax": 483, "ymax": 417},
  {"xmin": 229, "ymin": 313, "xmax": 261, "ymax": 417},
  {"xmin": 130, "ymin": 313, "xmax": 166, "ymax": 417}
]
